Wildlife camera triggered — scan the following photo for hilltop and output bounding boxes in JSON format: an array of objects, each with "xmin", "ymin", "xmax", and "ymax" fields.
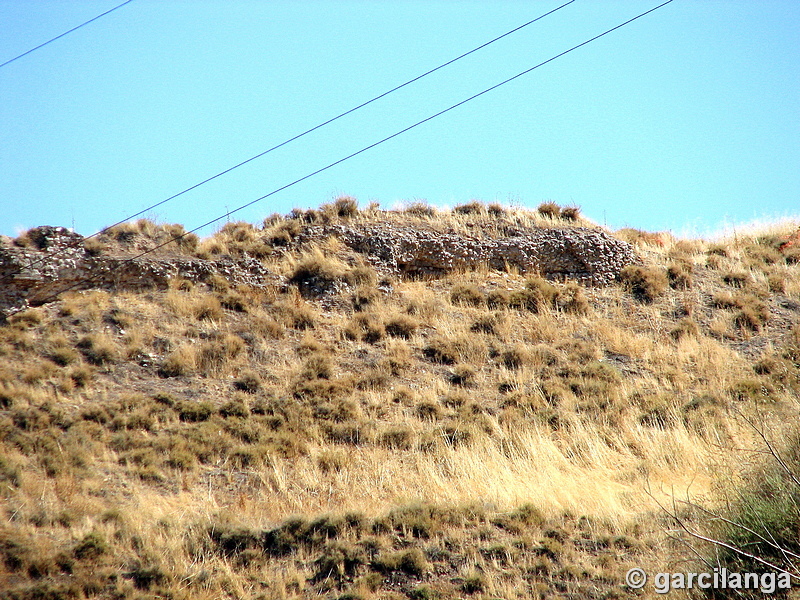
[{"xmin": 1, "ymin": 199, "xmax": 799, "ymax": 600}]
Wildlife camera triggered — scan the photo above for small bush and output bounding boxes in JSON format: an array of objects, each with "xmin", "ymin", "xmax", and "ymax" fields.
[
  {"xmin": 384, "ymin": 314, "xmax": 419, "ymax": 338},
  {"xmin": 619, "ymin": 266, "xmax": 667, "ymax": 303}
]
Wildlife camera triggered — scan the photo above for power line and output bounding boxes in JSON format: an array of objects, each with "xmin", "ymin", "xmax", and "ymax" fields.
[
  {"xmin": 17, "ymin": 0, "xmax": 676, "ymax": 310},
  {"xmin": 1, "ymin": 0, "xmax": 577, "ymax": 282},
  {"xmin": 0, "ymin": 0, "xmax": 136, "ymax": 69}
]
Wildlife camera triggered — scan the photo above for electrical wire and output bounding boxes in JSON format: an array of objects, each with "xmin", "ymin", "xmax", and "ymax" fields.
[
  {"xmin": 0, "ymin": 0, "xmax": 136, "ymax": 69},
  {"xmin": 1, "ymin": 0, "xmax": 577, "ymax": 282},
  {"xmin": 13, "ymin": 0, "xmax": 676, "ymax": 310}
]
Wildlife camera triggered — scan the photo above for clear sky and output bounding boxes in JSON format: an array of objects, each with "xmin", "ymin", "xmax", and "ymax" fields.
[{"xmin": 1, "ymin": 0, "xmax": 798, "ymax": 239}]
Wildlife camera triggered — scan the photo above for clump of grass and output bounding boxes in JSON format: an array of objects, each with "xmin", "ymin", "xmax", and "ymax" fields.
[
  {"xmin": 453, "ymin": 201, "xmax": 486, "ymax": 215},
  {"xmin": 275, "ymin": 298, "xmax": 316, "ymax": 330},
  {"xmin": 76, "ymin": 334, "xmax": 118, "ymax": 365},
  {"xmin": 371, "ymin": 548, "xmax": 428, "ymax": 577},
  {"xmin": 158, "ymin": 344, "xmax": 196, "ymax": 378},
  {"xmin": 448, "ymin": 364, "xmax": 476, "ymax": 386},
  {"xmin": 423, "ymin": 335, "xmax": 484, "ymax": 365},
  {"xmin": 384, "ymin": 314, "xmax": 419, "ymax": 339},
  {"xmin": 559, "ymin": 205, "xmax": 581, "ymax": 221},
  {"xmin": 322, "ymin": 195, "xmax": 359, "ymax": 218},
  {"xmin": 487, "ymin": 203, "xmax": 507, "ymax": 217},
  {"xmin": 722, "ymin": 270, "xmax": 751, "ymax": 288},
  {"xmin": 470, "ymin": 313, "xmax": 500, "ymax": 334},
  {"xmin": 344, "ymin": 314, "xmax": 385, "ymax": 343},
  {"xmin": 667, "ymin": 261, "xmax": 694, "ymax": 290},
  {"xmin": 537, "ymin": 201, "xmax": 561, "ymax": 219},
  {"xmin": 196, "ymin": 334, "xmax": 244, "ymax": 375},
  {"xmin": 618, "ymin": 265, "xmax": 668, "ymax": 303},
  {"xmin": 711, "ymin": 293, "xmax": 769, "ymax": 331},
  {"xmin": 499, "ymin": 345, "xmax": 531, "ymax": 370},
  {"xmin": 403, "ymin": 201, "xmax": 436, "ymax": 217},
  {"xmin": 450, "ymin": 284, "xmax": 485, "ymax": 307},
  {"xmin": 556, "ymin": 281, "xmax": 590, "ymax": 315},
  {"xmin": 233, "ymin": 370, "xmax": 261, "ymax": 393},
  {"xmin": 508, "ymin": 277, "xmax": 559, "ymax": 312},
  {"xmin": 733, "ymin": 295, "xmax": 770, "ymax": 331},
  {"xmin": 378, "ymin": 427, "xmax": 414, "ymax": 450},
  {"xmin": 486, "ymin": 289, "xmax": 510, "ymax": 309},
  {"xmin": 194, "ymin": 295, "xmax": 224, "ymax": 320},
  {"xmin": 352, "ymin": 285, "xmax": 379, "ymax": 311},
  {"xmin": 670, "ymin": 318, "xmax": 700, "ymax": 340}
]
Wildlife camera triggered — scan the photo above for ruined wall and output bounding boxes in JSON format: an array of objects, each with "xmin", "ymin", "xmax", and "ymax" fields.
[
  {"xmin": 1, "ymin": 222, "xmax": 638, "ymax": 316},
  {"xmin": 0, "ymin": 227, "xmax": 279, "ymax": 315},
  {"xmin": 300, "ymin": 223, "xmax": 638, "ymax": 284}
]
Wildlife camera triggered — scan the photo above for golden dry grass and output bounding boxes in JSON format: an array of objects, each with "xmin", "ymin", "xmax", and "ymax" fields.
[{"xmin": 2, "ymin": 204, "xmax": 800, "ymax": 599}]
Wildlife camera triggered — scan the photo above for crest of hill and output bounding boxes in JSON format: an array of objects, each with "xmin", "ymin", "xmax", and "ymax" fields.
[{"xmin": 1, "ymin": 200, "xmax": 636, "ymax": 315}]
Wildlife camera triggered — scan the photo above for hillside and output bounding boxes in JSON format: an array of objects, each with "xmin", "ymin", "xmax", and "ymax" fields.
[{"xmin": 1, "ymin": 199, "xmax": 800, "ymax": 600}]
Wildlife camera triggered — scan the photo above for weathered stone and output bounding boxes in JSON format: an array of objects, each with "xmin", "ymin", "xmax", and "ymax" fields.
[
  {"xmin": 0, "ymin": 227, "xmax": 280, "ymax": 316},
  {"xmin": 295, "ymin": 223, "xmax": 638, "ymax": 285}
]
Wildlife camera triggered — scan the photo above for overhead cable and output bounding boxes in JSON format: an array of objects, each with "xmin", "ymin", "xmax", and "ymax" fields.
[
  {"xmin": 1, "ymin": 0, "xmax": 577, "ymax": 281},
  {"xmin": 18, "ymin": 0, "xmax": 676, "ymax": 309},
  {"xmin": 0, "ymin": 0, "xmax": 136, "ymax": 69}
]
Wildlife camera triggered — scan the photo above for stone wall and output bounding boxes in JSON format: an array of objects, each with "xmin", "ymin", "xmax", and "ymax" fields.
[
  {"xmin": 0, "ymin": 227, "xmax": 279, "ymax": 316},
  {"xmin": 298, "ymin": 223, "xmax": 638, "ymax": 284},
  {"xmin": 1, "ymin": 222, "xmax": 639, "ymax": 316}
]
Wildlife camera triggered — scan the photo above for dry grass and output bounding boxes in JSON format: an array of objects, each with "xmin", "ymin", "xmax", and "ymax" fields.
[{"xmin": 1, "ymin": 206, "xmax": 799, "ymax": 599}]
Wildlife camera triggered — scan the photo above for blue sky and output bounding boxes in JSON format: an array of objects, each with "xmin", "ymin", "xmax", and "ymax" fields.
[{"xmin": 1, "ymin": 0, "xmax": 798, "ymax": 239}]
